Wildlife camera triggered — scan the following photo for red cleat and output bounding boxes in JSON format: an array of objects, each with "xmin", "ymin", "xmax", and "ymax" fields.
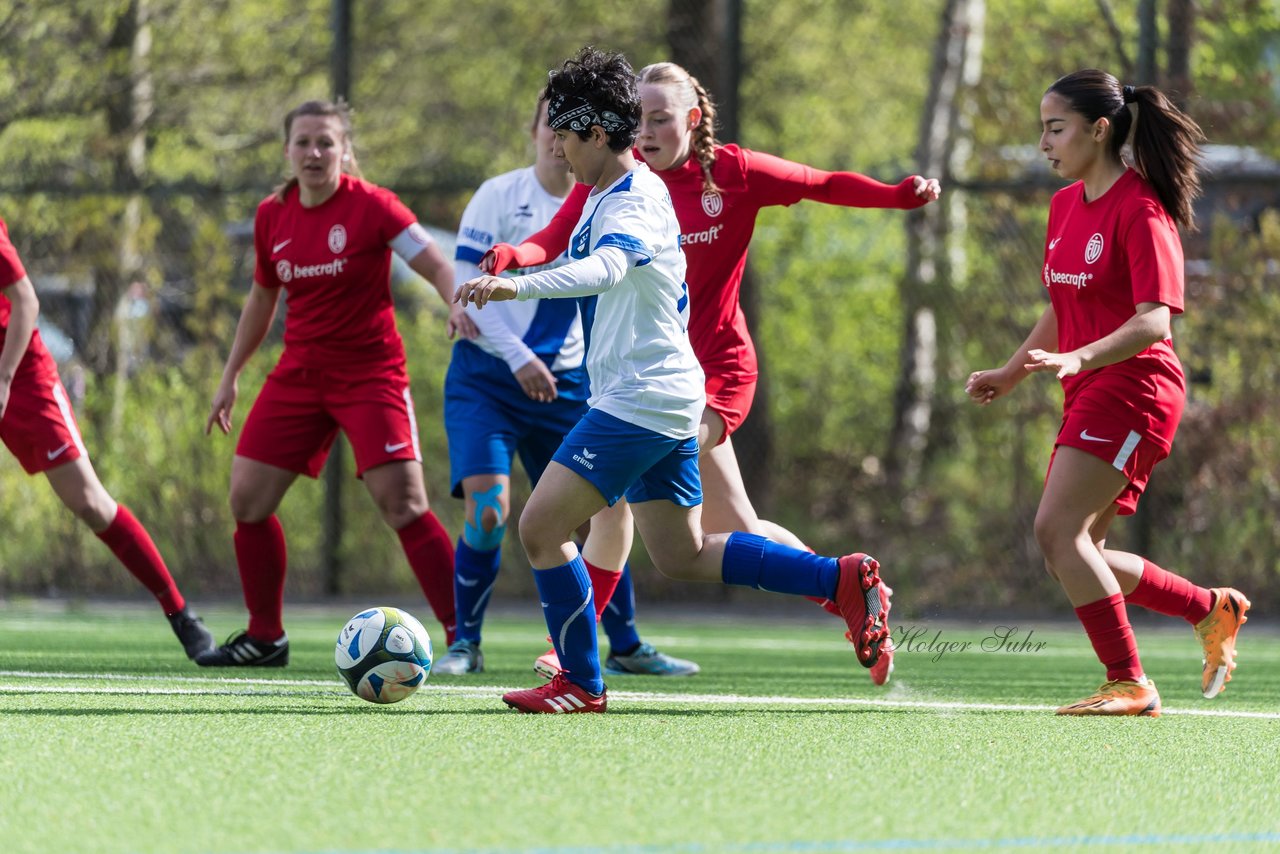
[
  {"xmin": 834, "ymin": 553, "xmax": 890, "ymax": 668},
  {"xmin": 502, "ymin": 674, "xmax": 607, "ymax": 714},
  {"xmin": 868, "ymin": 583, "xmax": 894, "ymax": 685},
  {"xmin": 534, "ymin": 647, "xmax": 562, "ymax": 680}
]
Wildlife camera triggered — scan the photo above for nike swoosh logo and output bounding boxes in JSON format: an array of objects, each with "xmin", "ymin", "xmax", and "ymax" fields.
[
  {"xmin": 384, "ymin": 441, "xmax": 410, "ymax": 453},
  {"xmin": 1079, "ymin": 430, "xmax": 1111, "ymax": 443},
  {"xmin": 457, "ymin": 577, "xmax": 480, "ymax": 587},
  {"xmin": 463, "ymin": 619, "xmax": 481, "ymax": 627},
  {"xmin": 1049, "ymin": 238, "xmax": 1061, "ymax": 249},
  {"xmin": 273, "ymin": 239, "xmax": 292, "ymax": 253},
  {"xmin": 46, "ymin": 442, "xmax": 72, "ymax": 460}
]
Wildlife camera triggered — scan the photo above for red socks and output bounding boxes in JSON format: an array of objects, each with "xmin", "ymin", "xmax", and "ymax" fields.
[
  {"xmin": 235, "ymin": 516, "xmax": 288, "ymax": 642},
  {"xmin": 1125, "ymin": 559, "xmax": 1214, "ymax": 625},
  {"xmin": 96, "ymin": 505, "xmax": 185, "ymax": 615},
  {"xmin": 1074, "ymin": 592, "xmax": 1144, "ymax": 683},
  {"xmin": 397, "ymin": 511, "xmax": 457, "ymax": 645},
  {"xmin": 584, "ymin": 560, "xmax": 623, "ymax": 622}
]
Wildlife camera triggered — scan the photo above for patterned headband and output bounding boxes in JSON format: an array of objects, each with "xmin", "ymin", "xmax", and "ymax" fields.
[{"xmin": 546, "ymin": 92, "xmax": 636, "ymax": 134}]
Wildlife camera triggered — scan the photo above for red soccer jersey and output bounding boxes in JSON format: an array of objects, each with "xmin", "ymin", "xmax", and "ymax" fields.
[
  {"xmin": 1042, "ymin": 169, "xmax": 1186, "ymax": 415},
  {"xmin": 0, "ymin": 217, "xmax": 51, "ymax": 368},
  {"xmin": 537, "ymin": 145, "xmax": 925, "ymax": 380},
  {"xmin": 254, "ymin": 174, "xmax": 421, "ymax": 370}
]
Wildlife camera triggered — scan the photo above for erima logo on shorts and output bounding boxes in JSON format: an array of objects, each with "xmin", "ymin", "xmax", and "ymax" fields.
[
  {"xmin": 277, "ymin": 258, "xmax": 348, "ymax": 283},
  {"xmin": 572, "ymin": 447, "xmax": 597, "ymax": 470}
]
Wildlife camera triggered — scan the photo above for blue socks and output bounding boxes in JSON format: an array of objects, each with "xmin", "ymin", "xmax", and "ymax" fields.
[
  {"xmin": 453, "ymin": 539, "xmax": 501, "ymax": 644},
  {"xmin": 533, "ymin": 555, "xmax": 603, "ymax": 695},
  {"xmin": 721, "ymin": 532, "xmax": 839, "ymax": 600},
  {"xmin": 600, "ymin": 562, "xmax": 642, "ymax": 655}
]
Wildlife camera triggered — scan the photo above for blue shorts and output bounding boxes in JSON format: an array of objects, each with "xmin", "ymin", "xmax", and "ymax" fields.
[
  {"xmin": 444, "ymin": 341, "xmax": 589, "ymax": 497},
  {"xmin": 551, "ymin": 409, "xmax": 702, "ymax": 507}
]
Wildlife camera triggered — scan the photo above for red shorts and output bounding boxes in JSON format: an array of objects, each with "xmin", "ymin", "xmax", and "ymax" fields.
[
  {"xmin": 236, "ymin": 363, "xmax": 423, "ymax": 479},
  {"xmin": 704, "ymin": 370, "xmax": 757, "ymax": 445},
  {"xmin": 0, "ymin": 349, "xmax": 87, "ymax": 474},
  {"xmin": 1050, "ymin": 372, "xmax": 1183, "ymax": 515}
]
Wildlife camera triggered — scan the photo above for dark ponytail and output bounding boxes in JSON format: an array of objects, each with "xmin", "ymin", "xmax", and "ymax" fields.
[{"xmin": 1047, "ymin": 69, "xmax": 1205, "ymax": 230}]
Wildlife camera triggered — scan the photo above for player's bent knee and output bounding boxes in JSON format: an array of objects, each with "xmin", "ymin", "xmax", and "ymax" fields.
[{"xmin": 464, "ymin": 485, "xmax": 506, "ymax": 550}]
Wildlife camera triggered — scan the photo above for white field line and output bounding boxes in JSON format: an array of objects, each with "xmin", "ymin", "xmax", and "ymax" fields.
[{"xmin": 1, "ymin": 669, "xmax": 1277, "ymax": 719}]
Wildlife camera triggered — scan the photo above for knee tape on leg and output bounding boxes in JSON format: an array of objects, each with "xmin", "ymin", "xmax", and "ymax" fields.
[{"xmin": 463, "ymin": 484, "xmax": 506, "ymax": 551}]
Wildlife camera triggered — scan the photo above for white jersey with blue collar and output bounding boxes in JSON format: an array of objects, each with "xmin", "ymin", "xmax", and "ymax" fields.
[
  {"xmin": 511, "ymin": 164, "xmax": 704, "ymax": 439},
  {"xmin": 453, "ymin": 165, "xmax": 584, "ymax": 374}
]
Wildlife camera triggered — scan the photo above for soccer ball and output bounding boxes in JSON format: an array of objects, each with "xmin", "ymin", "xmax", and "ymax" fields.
[{"xmin": 335, "ymin": 607, "xmax": 433, "ymax": 704}]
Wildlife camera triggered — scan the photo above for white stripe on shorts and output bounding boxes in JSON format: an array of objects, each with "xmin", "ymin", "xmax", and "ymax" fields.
[
  {"xmin": 1111, "ymin": 430, "xmax": 1142, "ymax": 471},
  {"xmin": 50, "ymin": 380, "xmax": 88, "ymax": 459},
  {"xmin": 402, "ymin": 387, "xmax": 423, "ymax": 462}
]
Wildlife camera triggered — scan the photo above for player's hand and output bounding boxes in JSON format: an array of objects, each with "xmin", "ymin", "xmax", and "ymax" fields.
[
  {"xmin": 481, "ymin": 244, "xmax": 519, "ymax": 275},
  {"xmin": 206, "ymin": 378, "xmax": 237, "ymax": 436},
  {"xmin": 454, "ymin": 275, "xmax": 517, "ymax": 309},
  {"xmin": 1025, "ymin": 349, "xmax": 1082, "ymax": 379},
  {"xmin": 913, "ymin": 176, "xmax": 942, "ymax": 203},
  {"xmin": 965, "ymin": 366, "xmax": 1019, "ymax": 405},
  {"xmin": 447, "ymin": 301, "xmax": 480, "ymax": 340},
  {"xmin": 514, "ymin": 358, "xmax": 558, "ymax": 403}
]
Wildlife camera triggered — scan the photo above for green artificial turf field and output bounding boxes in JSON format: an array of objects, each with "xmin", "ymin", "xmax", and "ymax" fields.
[{"xmin": 1, "ymin": 602, "xmax": 1276, "ymax": 853}]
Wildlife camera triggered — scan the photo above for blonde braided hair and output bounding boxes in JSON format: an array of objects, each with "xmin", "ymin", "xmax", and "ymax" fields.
[{"xmin": 638, "ymin": 62, "xmax": 721, "ymax": 195}]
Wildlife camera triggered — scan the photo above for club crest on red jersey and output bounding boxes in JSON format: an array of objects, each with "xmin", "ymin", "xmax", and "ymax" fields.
[
  {"xmin": 701, "ymin": 189, "xmax": 723, "ymax": 218},
  {"xmin": 328, "ymin": 224, "xmax": 348, "ymax": 254},
  {"xmin": 1085, "ymin": 232, "xmax": 1104, "ymax": 264},
  {"xmin": 276, "ymin": 259, "xmax": 293, "ymax": 283}
]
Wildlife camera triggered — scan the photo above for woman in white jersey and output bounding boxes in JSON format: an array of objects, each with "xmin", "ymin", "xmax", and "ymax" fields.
[{"xmin": 457, "ymin": 47, "xmax": 891, "ymax": 714}]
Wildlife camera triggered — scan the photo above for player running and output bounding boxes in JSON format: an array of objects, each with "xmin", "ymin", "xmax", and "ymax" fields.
[
  {"xmin": 433, "ymin": 95, "xmax": 697, "ymax": 677},
  {"xmin": 456, "ymin": 47, "xmax": 891, "ymax": 714},
  {"xmin": 485, "ymin": 61, "xmax": 940, "ymax": 686},
  {"xmin": 200, "ymin": 99, "xmax": 469, "ymax": 666},
  {"xmin": 966, "ymin": 69, "xmax": 1250, "ymax": 716},
  {"xmin": 1, "ymin": 217, "xmax": 214, "ymax": 660}
]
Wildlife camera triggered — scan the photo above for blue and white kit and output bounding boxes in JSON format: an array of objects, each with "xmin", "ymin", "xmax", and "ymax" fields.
[
  {"xmin": 509, "ymin": 164, "xmax": 706, "ymax": 506},
  {"xmin": 445, "ymin": 166, "xmax": 589, "ymax": 496}
]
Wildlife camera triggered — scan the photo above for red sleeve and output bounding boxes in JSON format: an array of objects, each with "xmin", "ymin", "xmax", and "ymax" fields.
[
  {"xmin": 0, "ymin": 219, "xmax": 28, "ymax": 289},
  {"xmin": 516, "ymin": 182, "xmax": 590, "ymax": 265},
  {"xmin": 374, "ymin": 185, "xmax": 418, "ymax": 241},
  {"xmin": 252, "ymin": 199, "xmax": 281, "ymax": 289},
  {"xmin": 742, "ymin": 149, "xmax": 926, "ymax": 210},
  {"xmin": 1123, "ymin": 201, "xmax": 1184, "ymax": 315}
]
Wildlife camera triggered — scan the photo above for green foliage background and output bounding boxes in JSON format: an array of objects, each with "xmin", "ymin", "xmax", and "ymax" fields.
[{"xmin": 1, "ymin": 0, "xmax": 1277, "ymax": 614}]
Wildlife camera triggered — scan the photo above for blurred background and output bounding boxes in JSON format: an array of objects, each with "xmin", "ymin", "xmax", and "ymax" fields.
[{"xmin": 1, "ymin": 0, "xmax": 1276, "ymax": 616}]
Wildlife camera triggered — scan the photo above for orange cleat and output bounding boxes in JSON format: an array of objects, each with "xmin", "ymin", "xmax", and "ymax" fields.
[
  {"xmin": 1195, "ymin": 588, "xmax": 1251, "ymax": 699},
  {"xmin": 1055, "ymin": 679, "xmax": 1161, "ymax": 717},
  {"xmin": 502, "ymin": 674, "xmax": 607, "ymax": 714}
]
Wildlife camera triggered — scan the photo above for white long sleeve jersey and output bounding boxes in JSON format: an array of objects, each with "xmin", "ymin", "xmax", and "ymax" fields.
[
  {"xmin": 512, "ymin": 165, "xmax": 704, "ymax": 439},
  {"xmin": 453, "ymin": 165, "xmax": 584, "ymax": 374}
]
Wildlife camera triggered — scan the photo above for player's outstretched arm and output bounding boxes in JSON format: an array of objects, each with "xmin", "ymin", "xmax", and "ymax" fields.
[
  {"xmin": 748, "ymin": 149, "xmax": 942, "ymax": 210},
  {"xmin": 454, "ymin": 275, "xmax": 518, "ymax": 310},
  {"xmin": 207, "ymin": 283, "xmax": 279, "ymax": 436},
  {"xmin": 482, "ymin": 183, "xmax": 590, "ymax": 274}
]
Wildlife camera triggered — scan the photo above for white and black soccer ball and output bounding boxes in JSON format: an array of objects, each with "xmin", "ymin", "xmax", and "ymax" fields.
[{"xmin": 335, "ymin": 607, "xmax": 433, "ymax": 704}]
